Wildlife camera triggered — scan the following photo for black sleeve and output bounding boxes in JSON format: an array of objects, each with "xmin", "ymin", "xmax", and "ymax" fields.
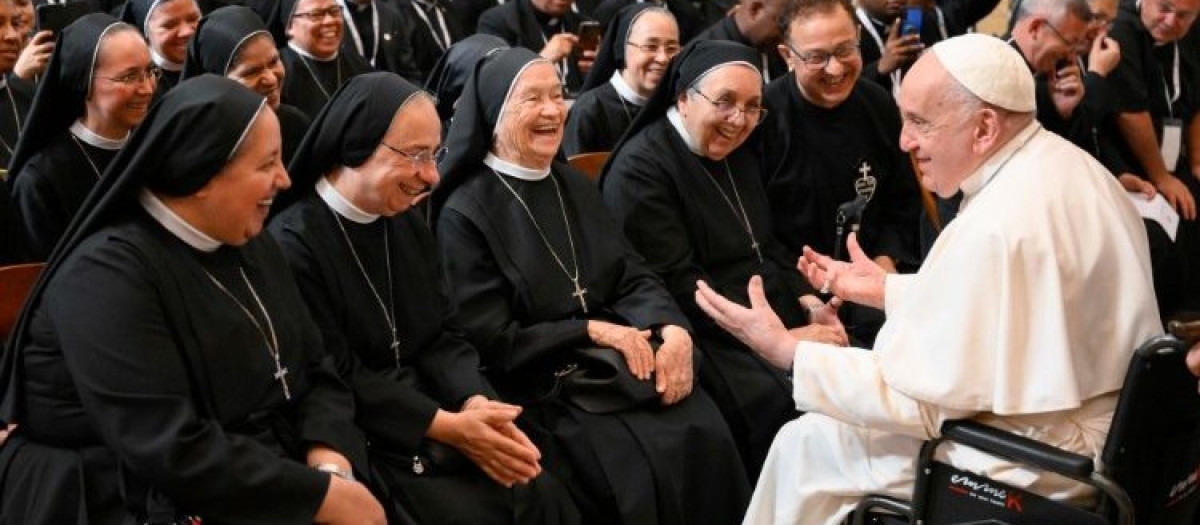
[
  {"xmin": 10, "ymin": 160, "xmax": 67, "ymax": 261},
  {"xmin": 272, "ymin": 224, "xmax": 440, "ymax": 452},
  {"xmin": 437, "ymin": 207, "xmax": 592, "ymax": 374},
  {"xmin": 49, "ymin": 240, "xmax": 330, "ymax": 523},
  {"xmin": 562, "ymin": 91, "xmax": 605, "ymax": 157},
  {"xmin": 1108, "ymin": 21, "xmax": 1152, "ymax": 113}
]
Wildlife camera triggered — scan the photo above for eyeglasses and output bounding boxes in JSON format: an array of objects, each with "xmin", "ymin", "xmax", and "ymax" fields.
[
  {"xmin": 1041, "ymin": 21, "xmax": 1085, "ymax": 49},
  {"xmin": 381, "ymin": 142, "xmax": 447, "ymax": 167},
  {"xmin": 99, "ymin": 65, "xmax": 162, "ymax": 85},
  {"xmin": 689, "ymin": 88, "xmax": 767, "ymax": 124},
  {"xmin": 626, "ymin": 40, "xmax": 681, "ymax": 56},
  {"xmin": 785, "ymin": 41, "xmax": 860, "ymax": 70},
  {"xmin": 292, "ymin": 5, "xmax": 342, "ymax": 22}
]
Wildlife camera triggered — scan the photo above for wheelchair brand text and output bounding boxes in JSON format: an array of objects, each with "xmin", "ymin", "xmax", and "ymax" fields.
[{"xmin": 947, "ymin": 474, "xmax": 1024, "ymax": 513}]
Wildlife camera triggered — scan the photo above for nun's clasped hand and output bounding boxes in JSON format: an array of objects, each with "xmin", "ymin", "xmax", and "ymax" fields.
[
  {"xmin": 694, "ymin": 276, "xmax": 799, "ymax": 371},
  {"xmin": 798, "ymin": 232, "xmax": 887, "ymax": 310}
]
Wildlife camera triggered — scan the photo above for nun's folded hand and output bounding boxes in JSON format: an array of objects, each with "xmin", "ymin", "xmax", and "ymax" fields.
[
  {"xmin": 14, "ymin": 30, "xmax": 54, "ymax": 80},
  {"xmin": 588, "ymin": 320, "xmax": 655, "ymax": 380},
  {"xmin": 431, "ymin": 405, "xmax": 543, "ymax": 487},
  {"xmin": 695, "ymin": 276, "xmax": 798, "ymax": 371},
  {"xmin": 540, "ymin": 33, "xmax": 578, "ymax": 63}
]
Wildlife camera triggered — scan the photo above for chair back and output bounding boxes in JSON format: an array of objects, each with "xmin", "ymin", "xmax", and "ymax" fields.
[
  {"xmin": 567, "ymin": 152, "xmax": 610, "ymax": 181},
  {"xmin": 0, "ymin": 263, "xmax": 43, "ymax": 339},
  {"xmin": 1100, "ymin": 334, "xmax": 1200, "ymax": 524}
]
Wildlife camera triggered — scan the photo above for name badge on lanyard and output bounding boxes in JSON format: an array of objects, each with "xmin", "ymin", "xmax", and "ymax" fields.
[{"xmin": 1160, "ymin": 42, "xmax": 1183, "ymax": 172}]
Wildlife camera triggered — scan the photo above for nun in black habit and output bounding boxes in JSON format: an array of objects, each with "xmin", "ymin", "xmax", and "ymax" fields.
[
  {"xmin": 424, "ymin": 33, "xmax": 508, "ymax": 130},
  {"xmin": 182, "ymin": 5, "xmax": 311, "ymax": 164},
  {"xmin": 598, "ymin": 39, "xmax": 848, "ymax": 478},
  {"xmin": 118, "ymin": 0, "xmax": 202, "ymax": 94},
  {"xmin": 8, "ymin": 14, "xmax": 155, "ymax": 260},
  {"xmin": 256, "ymin": 0, "xmax": 370, "ymax": 119},
  {"xmin": 475, "ymin": 0, "xmax": 596, "ymax": 94},
  {"xmin": 269, "ymin": 71, "xmax": 581, "ymax": 525},
  {"xmin": 0, "ymin": 75, "xmax": 384, "ymax": 524},
  {"xmin": 563, "ymin": 3, "xmax": 677, "ymax": 156},
  {"xmin": 432, "ymin": 47, "xmax": 750, "ymax": 525}
]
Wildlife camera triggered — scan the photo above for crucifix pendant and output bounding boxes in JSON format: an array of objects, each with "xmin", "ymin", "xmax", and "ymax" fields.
[
  {"xmin": 274, "ymin": 363, "xmax": 292, "ymax": 400},
  {"xmin": 391, "ymin": 338, "xmax": 401, "ymax": 367},
  {"xmin": 571, "ymin": 279, "xmax": 589, "ymax": 314}
]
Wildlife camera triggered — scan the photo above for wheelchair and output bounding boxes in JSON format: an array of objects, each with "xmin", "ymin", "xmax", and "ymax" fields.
[{"xmin": 852, "ymin": 334, "xmax": 1200, "ymax": 525}]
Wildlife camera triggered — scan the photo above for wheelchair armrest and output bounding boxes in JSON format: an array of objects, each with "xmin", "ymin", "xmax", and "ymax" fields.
[{"xmin": 940, "ymin": 420, "xmax": 1095, "ymax": 479}]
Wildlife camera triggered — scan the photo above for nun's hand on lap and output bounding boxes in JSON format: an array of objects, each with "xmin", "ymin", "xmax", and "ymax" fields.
[
  {"xmin": 430, "ymin": 407, "xmax": 542, "ymax": 487},
  {"xmin": 588, "ymin": 320, "xmax": 655, "ymax": 380},
  {"xmin": 314, "ymin": 476, "xmax": 386, "ymax": 525},
  {"xmin": 655, "ymin": 325, "xmax": 693, "ymax": 405},
  {"xmin": 14, "ymin": 31, "xmax": 53, "ymax": 81},
  {"xmin": 798, "ymin": 233, "xmax": 886, "ymax": 310},
  {"xmin": 540, "ymin": 33, "xmax": 578, "ymax": 63},
  {"xmin": 695, "ymin": 276, "xmax": 798, "ymax": 371}
]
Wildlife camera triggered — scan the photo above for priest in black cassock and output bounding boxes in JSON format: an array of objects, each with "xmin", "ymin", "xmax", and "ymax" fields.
[
  {"xmin": 424, "ymin": 33, "xmax": 508, "ymax": 131},
  {"xmin": 758, "ymin": 0, "xmax": 921, "ymax": 343},
  {"xmin": 0, "ymin": 75, "xmax": 385, "ymax": 525},
  {"xmin": 432, "ymin": 47, "xmax": 750, "ymax": 525},
  {"xmin": 118, "ymin": 0, "xmax": 202, "ymax": 94},
  {"xmin": 336, "ymin": 0, "xmax": 424, "ymax": 82},
  {"xmin": 183, "ymin": 5, "xmax": 311, "ymax": 165},
  {"xmin": 258, "ymin": 0, "xmax": 370, "ymax": 118},
  {"xmin": 691, "ymin": 0, "xmax": 788, "ymax": 84},
  {"xmin": 271, "ymin": 72, "xmax": 581, "ymax": 525},
  {"xmin": 476, "ymin": 0, "xmax": 596, "ymax": 94},
  {"xmin": 563, "ymin": 4, "xmax": 678, "ymax": 156},
  {"xmin": 8, "ymin": 15, "xmax": 156, "ymax": 260},
  {"xmin": 599, "ymin": 39, "xmax": 848, "ymax": 479},
  {"xmin": 396, "ymin": 0, "xmax": 466, "ymax": 81}
]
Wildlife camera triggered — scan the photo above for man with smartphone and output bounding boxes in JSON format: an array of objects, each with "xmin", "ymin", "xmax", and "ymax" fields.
[{"xmin": 476, "ymin": 0, "xmax": 597, "ymax": 93}]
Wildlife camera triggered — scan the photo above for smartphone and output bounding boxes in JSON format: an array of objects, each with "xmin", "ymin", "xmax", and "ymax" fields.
[
  {"xmin": 35, "ymin": 2, "xmax": 94, "ymax": 34},
  {"xmin": 901, "ymin": 6, "xmax": 922, "ymax": 37},
  {"xmin": 577, "ymin": 21, "xmax": 602, "ymax": 54},
  {"xmin": 1169, "ymin": 319, "xmax": 1200, "ymax": 345}
]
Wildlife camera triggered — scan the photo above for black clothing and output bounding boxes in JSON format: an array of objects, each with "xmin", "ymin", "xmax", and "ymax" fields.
[{"xmin": 476, "ymin": 0, "xmax": 594, "ymax": 93}]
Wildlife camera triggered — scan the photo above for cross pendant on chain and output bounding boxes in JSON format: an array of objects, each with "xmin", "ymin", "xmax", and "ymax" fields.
[
  {"xmin": 274, "ymin": 365, "xmax": 292, "ymax": 400},
  {"xmin": 391, "ymin": 339, "xmax": 401, "ymax": 366},
  {"xmin": 571, "ymin": 279, "xmax": 589, "ymax": 314}
]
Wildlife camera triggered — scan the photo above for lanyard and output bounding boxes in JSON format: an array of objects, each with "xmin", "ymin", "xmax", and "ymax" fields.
[
  {"xmin": 339, "ymin": 0, "xmax": 379, "ymax": 66},
  {"xmin": 411, "ymin": 0, "xmax": 453, "ymax": 51},
  {"xmin": 1164, "ymin": 42, "xmax": 1181, "ymax": 117}
]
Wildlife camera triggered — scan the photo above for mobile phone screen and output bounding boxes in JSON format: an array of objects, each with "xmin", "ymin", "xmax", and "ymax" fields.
[
  {"xmin": 902, "ymin": 6, "xmax": 922, "ymax": 36},
  {"xmin": 578, "ymin": 21, "xmax": 602, "ymax": 53}
]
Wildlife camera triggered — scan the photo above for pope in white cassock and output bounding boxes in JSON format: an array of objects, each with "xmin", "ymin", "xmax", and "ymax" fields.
[{"xmin": 693, "ymin": 33, "xmax": 1163, "ymax": 525}]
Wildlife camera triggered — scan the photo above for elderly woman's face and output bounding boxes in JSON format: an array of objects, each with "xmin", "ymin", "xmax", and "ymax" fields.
[
  {"xmin": 493, "ymin": 61, "xmax": 566, "ymax": 168},
  {"xmin": 228, "ymin": 34, "xmax": 286, "ymax": 109},
  {"xmin": 195, "ymin": 108, "xmax": 290, "ymax": 245},
  {"xmin": 676, "ymin": 65, "xmax": 763, "ymax": 161},
  {"xmin": 351, "ymin": 96, "xmax": 442, "ymax": 216}
]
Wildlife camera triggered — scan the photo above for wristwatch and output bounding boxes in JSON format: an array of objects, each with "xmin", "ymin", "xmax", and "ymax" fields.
[{"xmin": 313, "ymin": 463, "xmax": 354, "ymax": 481}]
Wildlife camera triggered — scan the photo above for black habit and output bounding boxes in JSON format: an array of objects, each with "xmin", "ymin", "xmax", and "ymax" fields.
[
  {"xmin": 7, "ymin": 14, "xmax": 129, "ymax": 260},
  {"xmin": 690, "ymin": 15, "xmax": 787, "ymax": 84},
  {"xmin": 280, "ymin": 45, "xmax": 372, "ymax": 119},
  {"xmin": 424, "ymin": 33, "xmax": 509, "ymax": 126},
  {"xmin": 432, "ymin": 47, "xmax": 750, "ymax": 525},
  {"xmin": 339, "ymin": 0, "xmax": 424, "ymax": 82},
  {"xmin": 271, "ymin": 72, "xmax": 580, "ymax": 524},
  {"xmin": 182, "ymin": 5, "xmax": 313, "ymax": 164},
  {"xmin": 396, "ymin": 0, "xmax": 467, "ymax": 82},
  {"xmin": 0, "ymin": 75, "xmax": 367, "ymax": 524},
  {"xmin": 599, "ymin": 39, "xmax": 806, "ymax": 479},
  {"xmin": 117, "ymin": 0, "xmax": 193, "ymax": 96}
]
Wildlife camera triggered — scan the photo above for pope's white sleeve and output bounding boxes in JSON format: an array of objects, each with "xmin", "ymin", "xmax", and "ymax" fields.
[{"xmin": 791, "ymin": 341, "xmax": 977, "ymax": 440}]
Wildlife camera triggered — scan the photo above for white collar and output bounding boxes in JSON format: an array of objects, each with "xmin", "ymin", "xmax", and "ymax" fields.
[
  {"xmin": 70, "ymin": 120, "xmax": 128, "ymax": 150},
  {"xmin": 316, "ymin": 176, "xmax": 379, "ymax": 224},
  {"xmin": 138, "ymin": 189, "xmax": 222, "ymax": 252},
  {"xmin": 288, "ymin": 41, "xmax": 338, "ymax": 62},
  {"xmin": 150, "ymin": 48, "xmax": 183, "ymax": 72},
  {"xmin": 666, "ymin": 106, "xmax": 701, "ymax": 155},
  {"xmin": 609, "ymin": 71, "xmax": 648, "ymax": 106},
  {"xmin": 484, "ymin": 152, "xmax": 551, "ymax": 181}
]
